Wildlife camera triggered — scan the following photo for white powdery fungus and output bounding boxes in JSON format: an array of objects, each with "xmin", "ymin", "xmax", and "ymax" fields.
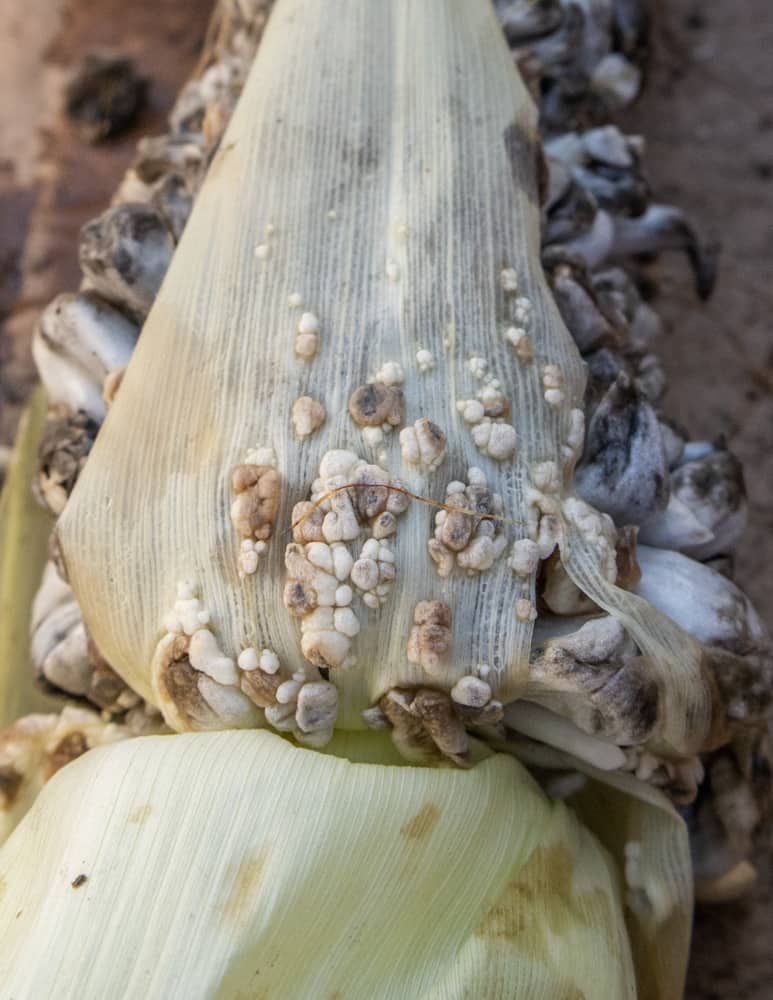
[
  {"xmin": 399, "ymin": 418, "xmax": 447, "ymax": 470},
  {"xmin": 294, "ymin": 312, "xmax": 320, "ymax": 361},
  {"xmin": 428, "ymin": 469, "xmax": 508, "ymax": 577},
  {"xmin": 291, "ymin": 396, "xmax": 326, "ymax": 438},
  {"xmin": 416, "ymin": 348, "xmax": 435, "ymax": 373}
]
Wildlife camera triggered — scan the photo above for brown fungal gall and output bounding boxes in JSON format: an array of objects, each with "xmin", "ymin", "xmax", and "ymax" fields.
[
  {"xmin": 291, "ymin": 501, "xmax": 325, "ymax": 543},
  {"xmin": 35, "ymin": 407, "xmax": 99, "ymax": 517},
  {"xmin": 407, "ymin": 601, "xmax": 453, "ymax": 676},
  {"xmin": 240, "ymin": 665, "xmax": 283, "ymax": 709},
  {"xmin": 230, "ymin": 464, "xmax": 280, "ymax": 541},
  {"xmin": 348, "ymin": 383, "xmax": 404, "ymax": 428}
]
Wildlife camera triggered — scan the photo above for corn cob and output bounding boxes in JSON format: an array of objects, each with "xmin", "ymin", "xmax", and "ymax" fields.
[{"xmin": 0, "ymin": 0, "xmax": 770, "ymax": 996}]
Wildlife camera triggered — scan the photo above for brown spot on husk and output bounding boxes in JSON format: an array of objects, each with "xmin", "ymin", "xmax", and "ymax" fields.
[
  {"xmin": 128, "ymin": 804, "xmax": 153, "ymax": 825},
  {"xmin": 400, "ymin": 803, "xmax": 441, "ymax": 841},
  {"xmin": 219, "ymin": 851, "xmax": 269, "ymax": 927}
]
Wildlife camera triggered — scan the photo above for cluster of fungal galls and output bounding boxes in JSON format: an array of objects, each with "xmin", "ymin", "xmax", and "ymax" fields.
[
  {"xmin": 283, "ymin": 449, "xmax": 410, "ymax": 673},
  {"xmin": 428, "ymin": 468, "xmax": 508, "ymax": 577},
  {"xmin": 155, "ymin": 581, "xmax": 337, "ymax": 745}
]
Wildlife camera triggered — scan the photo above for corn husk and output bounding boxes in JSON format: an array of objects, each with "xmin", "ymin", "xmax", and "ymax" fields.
[
  {"xmin": 0, "ymin": 386, "xmax": 58, "ymax": 726},
  {"xmin": 57, "ymin": 0, "xmax": 718, "ymax": 758},
  {"xmin": 0, "ymin": 730, "xmax": 692, "ymax": 998}
]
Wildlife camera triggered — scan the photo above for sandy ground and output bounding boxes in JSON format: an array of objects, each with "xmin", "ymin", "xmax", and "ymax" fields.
[
  {"xmin": 0, "ymin": 1, "xmax": 771, "ymax": 996},
  {"xmin": 627, "ymin": 4, "xmax": 773, "ymax": 996}
]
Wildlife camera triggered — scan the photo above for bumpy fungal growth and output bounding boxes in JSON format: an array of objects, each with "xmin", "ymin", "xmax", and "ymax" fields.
[
  {"xmin": 428, "ymin": 469, "xmax": 508, "ymax": 578},
  {"xmin": 152, "ymin": 582, "xmax": 259, "ymax": 730},
  {"xmin": 50, "ymin": 0, "xmax": 770, "ymax": 823},
  {"xmin": 398, "ymin": 418, "xmax": 447, "ymax": 470},
  {"xmin": 406, "ymin": 601, "xmax": 453, "ymax": 676}
]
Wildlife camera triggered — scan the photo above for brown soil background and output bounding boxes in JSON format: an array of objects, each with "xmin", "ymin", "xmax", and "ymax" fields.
[{"xmin": 0, "ymin": 0, "xmax": 770, "ymax": 996}]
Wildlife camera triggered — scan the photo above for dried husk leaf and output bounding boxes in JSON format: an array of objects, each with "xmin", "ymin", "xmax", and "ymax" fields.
[
  {"xmin": 0, "ymin": 730, "xmax": 656, "ymax": 998},
  {"xmin": 57, "ymin": 0, "xmax": 719, "ymax": 759}
]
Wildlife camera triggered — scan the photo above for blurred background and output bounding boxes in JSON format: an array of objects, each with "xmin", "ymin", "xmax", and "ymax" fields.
[{"xmin": 0, "ymin": 0, "xmax": 770, "ymax": 995}]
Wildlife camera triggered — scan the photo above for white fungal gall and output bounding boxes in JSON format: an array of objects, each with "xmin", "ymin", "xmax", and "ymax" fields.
[
  {"xmin": 375, "ymin": 361, "xmax": 404, "ymax": 386},
  {"xmin": 333, "ymin": 607, "xmax": 360, "ymax": 637},
  {"xmin": 188, "ymin": 629, "xmax": 238, "ymax": 685},
  {"xmin": 457, "ymin": 399, "xmax": 485, "ymax": 424},
  {"xmin": 361, "ymin": 426, "xmax": 384, "ymax": 449},
  {"xmin": 563, "ymin": 497, "xmax": 618, "ymax": 582},
  {"xmin": 237, "ymin": 647, "xmax": 259, "ymax": 672},
  {"xmin": 254, "ymin": 243, "xmax": 271, "ymax": 260},
  {"xmin": 287, "ymin": 292, "xmax": 303, "ymax": 308},
  {"xmin": 399, "ymin": 418, "xmax": 447, "ymax": 470},
  {"xmin": 478, "ymin": 385, "xmax": 510, "ymax": 419},
  {"xmin": 350, "ymin": 558, "xmax": 379, "ymax": 591},
  {"xmin": 515, "ymin": 598, "xmax": 538, "ymax": 623},
  {"xmin": 542, "ymin": 364, "xmax": 564, "ymax": 389},
  {"xmin": 291, "ymin": 396, "xmax": 326, "ymax": 438},
  {"xmin": 514, "ymin": 297, "xmax": 533, "ymax": 325},
  {"xmin": 467, "ymin": 356, "xmax": 488, "ymax": 379},
  {"xmin": 450, "ymin": 675, "xmax": 492, "ymax": 708},
  {"xmin": 532, "ymin": 460, "xmax": 561, "ymax": 494},
  {"xmin": 567, "ymin": 408, "xmax": 586, "ymax": 455},
  {"xmin": 295, "ymin": 681, "xmax": 338, "ymax": 734},
  {"xmin": 500, "ymin": 267, "xmax": 519, "ymax": 294},
  {"xmin": 508, "ymin": 538, "xmax": 540, "ymax": 577},
  {"xmin": 297, "ymin": 312, "xmax": 320, "ymax": 335},
  {"xmin": 429, "ymin": 471, "xmax": 507, "ymax": 577},
  {"xmin": 245, "ymin": 446, "xmax": 277, "ymax": 468},
  {"xmin": 416, "ymin": 348, "xmax": 435, "ymax": 372},
  {"xmin": 506, "ymin": 327, "xmax": 534, "ymax": 361},
  {"xmin": 260, "ymin": 649, "xmax": 280, "ymax": 674},
  {"xmin": 276, "ymin": 679, "xmax": 302, "ymax": 705},
  {"xmin": 319, "ymin": 450, "xmax": 359, "ymax": 480},
  {"xmin": 264, "ymin": 222, "xmax": 276, "ymax": 238},
  {"xmin": 471, "ymin": 420, "xmax": 517, "ymax": 461},
  {"xmin": 537, "ymin": 513, "xmax": 561, "ymax": 560},
  {"xmin": 294, "ymin": 332, "xmax": 318, "ymax": 360},
  {"xmin": 385, "ymin": 258, "xmax": 400, "ymax": 282},
  {"xmin": 544, "ymin": 388, "xmax": 565, "ymax": 407},
  {"xmin": 238, "ymin": 542, "xmax": 260, "ymax": 576}
]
